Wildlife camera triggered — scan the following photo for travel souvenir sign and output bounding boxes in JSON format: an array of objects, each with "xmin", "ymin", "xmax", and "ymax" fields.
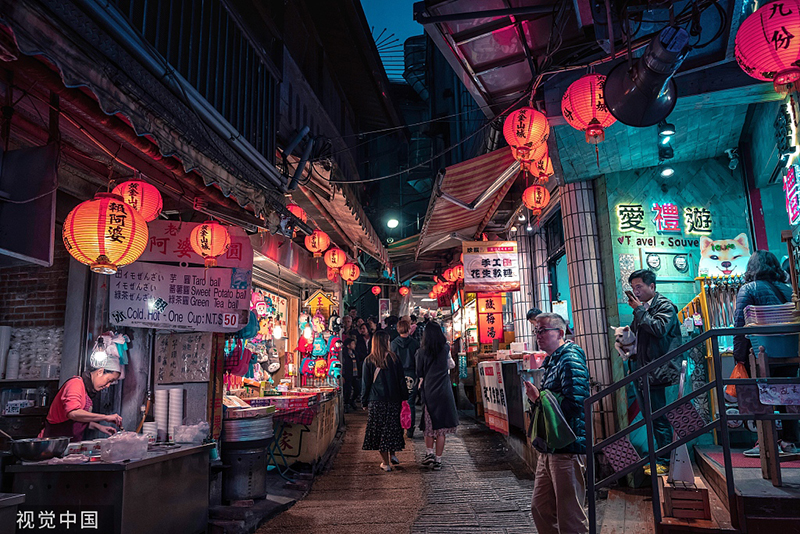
[
  {"xmin": 462, "ymin": 241, "xmax": 520, "ymax": 292},
  {"xmin": 139, "ymin": 220, "xmax": 253, "ymax": 269}
]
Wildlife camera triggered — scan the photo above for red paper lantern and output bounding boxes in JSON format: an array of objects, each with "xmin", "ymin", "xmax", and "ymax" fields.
[
  {"xmin": 736, "ymin": 1, "xmax": 800, "ymax": 92},
  {"xmin": 522, "ymin": 185, "xmax": 551, "ymax": 215},
  {"xmin": 304, "ymin": 229, "xmax": 330, "ymax": 257},
  {"xmin": 112, "ymin": 180, "xmax": 163, "ymax": 222},
  {"xmin": 452, "ymin": 264, "xmax": 464, "ymax": 280},
  {"xmin": 503, "ymin": 107, "xmax": 550, "ymax": 162},
  {"xmin": 398, "ymin": 286, "xmax": 410, "ymax": 297},
  {"xmin": 534, "ymin": 153, "xmax": 554, "ymax": 181},
  {"xmin": 340, "ymin": 263, "xmax": 360, "ymax": 286},
  {"xmin": 429, "ymin": 291, "xmax": 436, "ymax": 299},
  {"xmin": 324, "ymin": 247, "xmax": 347, "ymax": 273},
  {"xmin": 443, "ymin": 268, "xmax": 455, "ymax": 283},
  {"xmin": 63, "ymin": 193, "xmax": 149, "ymax": 274},
  {"xmin": 286, "ymin": 203, "xmax": 307, "ymax": 223},
  {"xmin": 511, "ymin": 143, "xmax": 548, "ymax": 172},
  {"xmin": 326, "ymin": 267, "xmax": 340, "ymax": 283},
  {"xmin": 190, "ymin": 221, "xmax": 231, "ymax": 267},
  {"xmin": 561, "ymin": 74, "xmax": 616, "ymax": 144},
  {"xmin": 371, "ymin": 286, "xmax": 381, "ymax": 296}
]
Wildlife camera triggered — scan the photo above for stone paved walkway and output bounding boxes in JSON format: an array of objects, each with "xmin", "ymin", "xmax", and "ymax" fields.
[{"xmin": 257, "ymin": 410, "xmax": 539, "ymax": 534}]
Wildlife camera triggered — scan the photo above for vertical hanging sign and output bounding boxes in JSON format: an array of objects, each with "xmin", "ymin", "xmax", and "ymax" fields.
[
  {"xmin": 477, "ymin": 293, "xmax": 503, "ymax": 346},
  {"xmin": 784, "ymin": 164, "xmax": 800, "ymax": 226}
]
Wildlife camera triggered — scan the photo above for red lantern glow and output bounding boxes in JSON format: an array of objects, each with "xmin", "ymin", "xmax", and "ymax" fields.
[
  {"xmin": 324, "ymin": 247, "xmax": 346, "ymax": 273},
  {"xmin": 304, "ymin": 229, "xmax": 330, "ymax": 257},
  {"xmin": 371, "ymin": 286, "xmax": 381, "ymax": 296},
  {"xmin": 326, "ymin": 267, "xmax": 339, "ymax": 283},
  {"xmin": 287, "ymin": 203, "xmax": 307, "ymax": 223},
  {"xmin": 534, "ymin": 154, "xmax": 554, "ymax": 181},
  {"xmin": 736, "ymin": 1, "xmax": 800, "ymax": 92},
  {"xmin": 511, "ymin": 143, "xmax": 548, "ymax": 172},
  {"xmin": 443, "ymin": 268, "xmax": 456, "ymax": 283},
  {"xmin": 522, "ymin": 185, "xmax": 551, "ymax": 215},
  {"xmin": 429, "ymin": 291, "xmax": 436, "ymax": 299},
  {"xmin": 112, "ymin": 180, "xmax": 163, "ymax": 222},
  {"xmin": 63, "ymin": 193, "xmax": 149, "ymax": 274},
  {"xmin": 399, "ymin": 286, "xmax": 410, "ymax": 297},
  {"xmin": 503, "ymin": 107, "xmax": 550, "ymax": 162},
  {"xmin": 561, "ymin": 74, "xmax": 616, "ymax": 144},
  {"xmin": 190, "ymin": 221, "xmax": 231, "ymax": 267},
  {"xmin": 340, "ymin": 263, "xmax": 360, "ymax": 286},
  {"xmin": 453, "ymin": 264, "xmax": 464, "ymax": 280}
]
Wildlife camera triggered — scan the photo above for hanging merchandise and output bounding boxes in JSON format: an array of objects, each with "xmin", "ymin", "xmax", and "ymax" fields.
[
  {"xmin": 63, "ymin": 193, "xmax": 149, "ymax": 274},
  {"xmin": 304, "ymin": 229, "xmax": 331, "ymax": 257},
  {"xmin": 189, "ymin": 220, "xmax": 231, "ymax": 267},
  {"xmin": 561, "ymin": 74, "xmax": 616, "ymax": 144},
  {"xmin": 112, "ymin": 180, "xmax": 163, "ymax": 222}
]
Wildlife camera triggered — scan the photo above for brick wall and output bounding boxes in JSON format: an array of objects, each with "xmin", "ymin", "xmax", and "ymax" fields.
[{"xmin": 0, "ymin": 244, "xmax": 70, "ymax": 327}]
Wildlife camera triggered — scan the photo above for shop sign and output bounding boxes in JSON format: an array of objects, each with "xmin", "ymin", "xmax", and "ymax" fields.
[
  {"xmin": 652, "ymin": 202, "xmax": 680, "ymax": 233},
  {"xmin": 379, "ymin": 298, "xmax": 391, "ymax": 321},
  {"xmin": 784, "ymin": 164, "xmax": 800, "ymax": 225},
  {"xmin": 109, "ymin": 261, "xmax": 251, "ymax": 332},
  {"xmin": 775, "ymin": 100, "xmax": 797, "ymax": 165},
  {"xmin": 616, "ymin": 203, "xmax": 713, "ymax": 235},
  {"xmin": 462, "ymin": 241, "xmax": 520, "ymax": 292},
  {"xmin": 477, "ymin": 293, "xmax": 503, "ymax": 344},
  {"xmin": 139, "ymin": 220, "xmax": 253, "ymax": 269},
  {"xmin": 478, "ymin": 361, "xmax": 509, "ymax": 435},
  {"xmin": 304, "ymin": 290, "xmax": 337, "ymax": 319}
]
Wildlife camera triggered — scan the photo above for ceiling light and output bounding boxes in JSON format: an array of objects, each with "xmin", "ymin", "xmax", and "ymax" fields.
[
  {"xmin": 659, "ymin": 145, "xmax": 674, "ymax": 160},
  {"xmin": 658, "ymin": 120, "xmax": 676, "ymax": 137},
  {"xmin": 526, "ymin": 224, "xmax": 533, "ymax": 232},
  {"xmin": 660, "ymin": 136, "xmax": 671, "ymax": 145},
  {"xmin": 518, "ymin": 213, "xmax": 526, "ymax": 221},
  {"xmin": 661, "ymin": 166, "xmax": 675, "ymax": 177},
  {"xmin": 510, "ymin": 226, "xmax": 517, "ymax": 233},
  {"xmin": 387, "ymin": 219, "xmax": 399, "ymax": 229}
]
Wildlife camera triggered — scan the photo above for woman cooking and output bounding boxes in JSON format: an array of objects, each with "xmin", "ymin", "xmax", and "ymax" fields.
[{"xmin": 38, "ymin": 352, "xmax": 123, "ymax": 442}]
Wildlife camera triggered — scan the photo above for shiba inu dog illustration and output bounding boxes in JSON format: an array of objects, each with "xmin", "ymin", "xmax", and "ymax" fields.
[{"xmin": 698, "ymin": 233, "xmax": 750, "ymax": 277}]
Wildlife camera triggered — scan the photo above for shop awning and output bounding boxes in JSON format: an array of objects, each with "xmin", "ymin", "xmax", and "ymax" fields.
[{"xmin": 416, "ymin": 148, "xmax": 519, "ymax": 259}]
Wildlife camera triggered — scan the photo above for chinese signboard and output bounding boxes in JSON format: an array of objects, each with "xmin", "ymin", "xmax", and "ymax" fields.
[
  {"xmin": 784, "ymin": 164, "xmax": 800, "ymax": 225},
  {"xmin": 139, "ymin": 220, "xmax": 253, "ymax": 269},
  {"xmin": 478, "ymin": 361, "xmax": 509, "ymax": 435},
  {"xmin": 616, "ymin": 204, "xmax": 645, "ymax": 233},
  {"xmin": 303, "ymin": 290, "xmax": 337, "ymax": 319},
  {"xmin": 683, "ymin": 207, "xmax": 712, "ymax": 234},
  {"xmin": 652, "ymin": 202, "xmax": 681, "ymax": 232},
  {"xmin": 462, "ymin": 241, "xmax": 520, "ymax": 292},
  {"xmin": 477, "ymin": 293, "xmax": 503, "ymax": 345},
  {"xmin": 109, "ymin": 261, "xmax": 251, "ymax": 332},
  {"xmin": 155, "ymin": 332, "xmax": 212, "ymax": 383},
  {"xmin": 617, "ymin": 202, "xmax": 713, "ymax": 235}
]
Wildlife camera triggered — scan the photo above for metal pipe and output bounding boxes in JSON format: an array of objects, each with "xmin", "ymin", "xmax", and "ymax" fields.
[
  {"xmin": 415, "ymin": 5, "xmax": 558, "ymax": 24},
  {"xmin": 288, "ymin": 138, "xmax": 314, "ymax": 191},
  {"xmin": 283, "ymin": 126, "xmax": 309, "ymax": 158}
]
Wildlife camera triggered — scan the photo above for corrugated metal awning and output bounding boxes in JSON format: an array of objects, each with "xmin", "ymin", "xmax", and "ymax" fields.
[{"xmin": 416, "ymin": 147, "xmax": 519, "ymax": 259}]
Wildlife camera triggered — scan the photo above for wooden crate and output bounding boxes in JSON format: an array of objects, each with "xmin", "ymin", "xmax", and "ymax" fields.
[{"xmin": 659, "ymin": 476, "xmax": 711, "ymax": 520}]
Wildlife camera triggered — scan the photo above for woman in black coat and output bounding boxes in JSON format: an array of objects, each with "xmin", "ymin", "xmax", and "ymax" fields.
[{"xmin": 416, "ymin": 322, "xmax": 459, "ymax": 471}]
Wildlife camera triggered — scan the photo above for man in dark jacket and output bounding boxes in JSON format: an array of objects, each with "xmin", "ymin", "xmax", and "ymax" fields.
[
  {"xmin": 391, "ymin": 318, "xmax": 420, "ymax": 437},
  {"xmin": 524, "ymin": 313, "xmax": 589, "ymax": 534},
  {"xmin": 628, "ymin": 269, "xmax": 682, "ymax": 475}
]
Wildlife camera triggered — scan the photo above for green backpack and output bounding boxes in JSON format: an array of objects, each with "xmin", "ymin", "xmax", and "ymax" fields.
[{"xmin": 528, "ymin": 390, "xmax": 577, "ymax": 453}]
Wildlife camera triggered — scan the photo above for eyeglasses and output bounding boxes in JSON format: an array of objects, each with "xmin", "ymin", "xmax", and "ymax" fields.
[{"xmin": 533, "ymin": 327, "xmax": 562, "ymax": 336}]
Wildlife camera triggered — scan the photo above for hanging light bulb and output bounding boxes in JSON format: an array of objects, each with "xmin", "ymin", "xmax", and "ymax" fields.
[
  {"xmin": 518, "ymin": 213, "xmax": 526, "ymax": 221},
  {"xmin": 303, "ymin": 322, "xmax": 313, "ymax": 340},
  {"xmin": 526, "ymin": 223, "xmax": 533, "ymax": 232},
  {"xmin": 510, "ymin": 226, "xmax": 518, "ymax": 233},
  {"xmin": 273, "ymin": 324, "xmax": 283, "ymax": 339}
]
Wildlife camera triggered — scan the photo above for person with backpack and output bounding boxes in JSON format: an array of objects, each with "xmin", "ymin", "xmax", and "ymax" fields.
[{"xmin": 391, "ymin": 318, "xmax": 420, "ymax": 438}]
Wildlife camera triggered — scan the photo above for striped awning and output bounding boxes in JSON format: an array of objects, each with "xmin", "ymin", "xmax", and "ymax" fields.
[{"xmin": 416, "ymin": 148, "xmax": 518, "ymax": 259}]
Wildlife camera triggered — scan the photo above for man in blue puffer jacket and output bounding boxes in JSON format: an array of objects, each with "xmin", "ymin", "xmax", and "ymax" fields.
[{"xmin": 524, "ymin": 312, "xmax": 590, "ymax": 534}]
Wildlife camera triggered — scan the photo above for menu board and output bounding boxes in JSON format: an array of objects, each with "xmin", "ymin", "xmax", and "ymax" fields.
[
  {"xmin": 155, "ymin": 332, "xmax": 213, "ymax": 383},
  {"xmin": 478, "ymin": 361, "xmax": 509, "ymax": 435},
  {"xmin": 463, "ymin": 241, "xmax": 520, "ymax": 292}
]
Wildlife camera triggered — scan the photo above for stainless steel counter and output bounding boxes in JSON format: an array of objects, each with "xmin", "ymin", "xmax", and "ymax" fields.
[{"xmin": 8, "ymin": 443, "xmax": 212, "ymax": 534}]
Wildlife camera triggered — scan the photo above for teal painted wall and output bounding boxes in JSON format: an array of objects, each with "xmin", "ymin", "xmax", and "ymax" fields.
[{"xmin": 760, "ymin": 182, "xmax": 792, "ymax": 259}]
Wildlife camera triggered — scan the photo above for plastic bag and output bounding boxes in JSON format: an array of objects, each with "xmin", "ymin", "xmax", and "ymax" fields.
[
  {"xmin": 725, "ymin": 362, "xmax": 748, "ymax": 400},
  {"xmin": 99, "ymin": 432, "xmax": 148, "ymax": 462},
  {"xmin": 173, "ymin": 422, "xmax": 210, "ymax": 444}
]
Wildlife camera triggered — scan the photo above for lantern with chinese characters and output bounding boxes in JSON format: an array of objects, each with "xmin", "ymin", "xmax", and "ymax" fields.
[
  {"xmin": 326, "ymin": 267, "xmax": 340, "ymax": 283},
  {"xmin": 444, "ymin": 268, "xmax": 456, "ymax": 283},
  {"xmin": 503, "ymin": 107, "xmax": 550, "ymax": 162},
  {"xmin": 63, "ymin": 193, "xmax": 149, "ymax": 274},
  {"xmin": 398, "ymin": 286, "xmax": 410, "ymax": 297},
  {"xmin": 511, "ymin": 143, "xmax": 548, "ymax": 173},
  {"xmin": 112, "ymin": 180, "xmax": 163, "ymax": 222},
  {"xmin": 561, "ymin": 74, "xmax": 616, "ymax": 144},
  {"xmin": 522, "ymin": 185, "xmax": 551, "ymax": 215},
  {"xmin": 429, "ymin": 291, "xmax": 436, "ymax": 299},
  {"xmin": 534, "ymin": 153, "xmax": 554, "ymax": 181},
  {"xmin": 340, "ymin": 262, "xmax": 360, "ymax": 286},
  {"xmin": 371, "ymin": 286, "xmax": 381, "ymax": 296},
  {"xmin": 736, "ymin": 1, "xmax": 800, "ymax": 92},
  {"xmin": 190, "ymin": 220, "xmax": 231, "ymax": 267},
  {"xmin": 286, "ymin": 203, "xmax": 307, "ymax": 223},
  {"xmin": 324, "ymin": 247, "xmax": 347, "ymax": 273},
  {"xmin": 453, "ymin": 264, "xmax": 464, "ymax": 281},
  {"xmin": 304, "ymin": 229, "xmax": 330, "ymax": 257}
]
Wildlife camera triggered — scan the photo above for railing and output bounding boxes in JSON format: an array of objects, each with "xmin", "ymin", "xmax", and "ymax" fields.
[{"xmin": 585, "ymin": 323, "xmax": 800, "ymax": 533}]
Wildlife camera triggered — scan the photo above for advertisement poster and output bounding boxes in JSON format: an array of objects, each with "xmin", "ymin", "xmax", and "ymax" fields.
[
  {"xmin": 462, "ymin": 241, "xmax": 520, "ymax": 292},
  {"xmin": 155, "ymin": 332, "xmax": 213, "ymax": 384},
  {"xmin": 109, "ymin": 261, "xmax": 251, "ymax": 332},
  {"xmin": 139, "ymin": 220, "xmax": 253, "ymax": 269},
  {"xmin": 478, "ymin": 361, "xmax": 509, "ymax": 435}
]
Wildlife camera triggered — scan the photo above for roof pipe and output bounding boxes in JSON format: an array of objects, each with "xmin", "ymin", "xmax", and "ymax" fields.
[
  {"xmin": 437, "ymin": 160, "xmax": 520, "ymax": 211},
  {"xmin": 283, "ymin": 126, "xmax": 310, "ymax": 159},
  {"xmin": 287, "ymin": 138, "xmax": 315, "ymax": 191}
]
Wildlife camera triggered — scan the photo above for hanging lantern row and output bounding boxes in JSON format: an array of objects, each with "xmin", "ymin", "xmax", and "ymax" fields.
[
  {"xmin": 503, "ymin": 107, "xmax": 550, "ymax": 163},
  {"xmin": 340, "ymin": 262, "xmax": 360, "ymax": 286},
  {"xmin": 522, "ymin": 185, "xmax": 551, "ymax": 216},
  {"xmin": 327, "ymin": 267, "xmax": 340, "ymax": 283},
  {"xmin": 735, "ymin": 1, "xmax": 800, "ymax": 92},
  {"xmin": 112, "ymin": 180, "xmax": 163, "ymax": 222},
  {"xmin": 287, "ymin": 203, "xmax": 307, "ymax": 223},
  {"xmin": 63, "ymin": 193, "xmax": 149, "ymax": 274},
  {"xmin": 323, "ymin": 247, "xmax": 347, "ymax": 273},
  {"xmin": 398, "ymin": 286, "xmax": 410, "ymax": 297},
  {"xmin": 189, "ymin": 220, "xmax": 231, "ymax": 267},
  {"xmin": 561, "ymin": 74, "xmax": 616, "ymax": 144},
  {"xmin": 452, "ymin": 264, "xmax": 464, "ymax": 281},
  {"xmin": 304, "ymin": 229, "xmax": 330, "ymax": 257},
  {"xmin": 429, "ymin": 291, "xmax": 436, "ymax": 299}
]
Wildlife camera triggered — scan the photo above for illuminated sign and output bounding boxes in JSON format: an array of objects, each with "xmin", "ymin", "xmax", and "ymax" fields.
[
  {"xmin": 462, "ymin": 241, "xmax": 520, "ymax": 292},
  {"xmin": 683, "ymin": 206, "xmax": 712, "ymax": 234},
  {"xmin": 784, "ymin": 164, "xmax": 800, "ymax": 225},
  {"xmin": 652, "ymin": 202, "xmax": 681, "ymax": 232},
  {"xmin": 477, "ymin": 293, "xmax": 503, "ymax": 345},
  {"xmin": 776, "ymin": 100, "xmax": 799, "ymax": 167},
  {"xmin": 616, "ymin": 204, "xmax": 645, "ymax": 233}
]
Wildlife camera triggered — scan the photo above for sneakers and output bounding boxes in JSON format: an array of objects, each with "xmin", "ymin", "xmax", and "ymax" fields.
[
  {"xmin": 743, "ymin": 443, "xmax": 760, "ymax": 457},
  {"xmin": 379, "ymin": 463, "xmax": 392, "ymax": 472},
  {"xmin": 643, "ymin": 464, "xmax": 669, "ymax": 476},
  {"xmin": 780, "ymin": 440, "xmax": 798, "ymax": 455},
  {"xmin": 743, "ymin": 441, "xmax": 798, "ymax": 457},
  {"xmin": 390, "ymin": 455, "xmax": 400, "ymax": 465},
  {"xmin": 421, "ymin": 453, "xmax": 435, "ymax": 466},
  {"xmin": 432, "ymin": 460, "xmax": 442, "ymax": 471}
]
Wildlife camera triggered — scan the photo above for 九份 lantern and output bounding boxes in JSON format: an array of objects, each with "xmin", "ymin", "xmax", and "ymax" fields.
[
  {"xmin": 511, "ymin": 143, "xmax": 548, "ymax": 173},
  {"xmin": 522, "ymin": 185, "xmax": 551, "ymax": 215},
  {"xmin": 452, "ymin": 264, "xmax": 464, "ymax": 280},
  {"xmin": 112, "ymin": 180, "xmax": 163, "ymax": 222},
  {"xmin": 503, "ymin": 107, "xmax": 550, "ymax": 162},
  {"xmin": 534, "ymin": 154, "xmax": 554, "ymax": 181},
  {"xmin": 735, "ymin": 0, "xmax": 800, "ymax": 92},
  {"xmin": 561, "ymin": 74, "xmax": 616, "ymax": 144},
  {"xmin": 305, "ymin": 229, "xmax": 330, "ymax": 257},
  {"xmin": 190, "ymin": 220, "xmax": 231, "ymax": 267},
  {"xmin": 429, "ymin": 291, "xmax": 436, "ymax": 299},
  {"xmin": 340, "ymin": 262, "xmax": 360, "ymax": 286},
  {"xmin": 286, "ymin": 203, "xmax": 307, "ymax": 223},
  {"xmin": 62, "ymin": 193, "xmax": 149, "ymax": 274},
  {"xmin": 324, "ymin": 247, "xmax": 347, "ymax": 273},
  {"xmin": 371, "ymin": 286, "xmax": 381, "ymax": 296},
  {"xmin": 398, "ymin": 286, "xmax": 410, "ymax": 297}
]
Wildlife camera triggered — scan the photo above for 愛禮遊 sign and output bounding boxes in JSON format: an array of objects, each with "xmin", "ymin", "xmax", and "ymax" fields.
[{"xmin": 462, "ymin": 241, "xmax": 520, "ymax": 292}]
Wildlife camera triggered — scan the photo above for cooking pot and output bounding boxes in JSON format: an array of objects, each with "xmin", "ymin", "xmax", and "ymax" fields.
[{"xmin": 0, "ymin": 429, "xmax": 69, "ymax": 462}]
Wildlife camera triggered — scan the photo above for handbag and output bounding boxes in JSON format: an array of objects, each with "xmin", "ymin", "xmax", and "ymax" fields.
[{"xmin": 400, "ymin": 401, "xmax": 412, "ymax": 429}]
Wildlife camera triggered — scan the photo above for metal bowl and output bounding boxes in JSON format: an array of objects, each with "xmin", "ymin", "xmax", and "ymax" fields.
[{"xmin": 11, "ymin": 437, "xmax": 69, "ymax": 462}]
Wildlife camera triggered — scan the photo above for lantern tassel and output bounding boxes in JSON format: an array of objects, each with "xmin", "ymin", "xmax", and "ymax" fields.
[{"xmin": 595, "ymin": 145, "xmax": 600, "ymax": 170}]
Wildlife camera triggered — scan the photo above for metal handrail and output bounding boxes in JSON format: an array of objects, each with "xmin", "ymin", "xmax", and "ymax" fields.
[{"xmin": 585, "ymin": 322, "xmax": 800, "ymax": 533}]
